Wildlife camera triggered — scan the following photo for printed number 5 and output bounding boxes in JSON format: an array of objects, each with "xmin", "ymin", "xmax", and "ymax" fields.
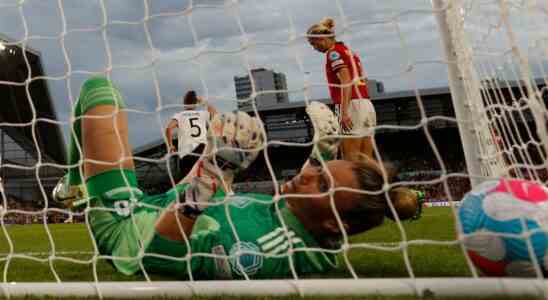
[{"xmin": 189, "ymin": 117, "xmax": 202, "ymax": 138}]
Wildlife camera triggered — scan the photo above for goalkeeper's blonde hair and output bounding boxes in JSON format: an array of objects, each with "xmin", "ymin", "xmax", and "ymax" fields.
[
  {"xmin": 307, "ymin": 17, "xmax": 336, "ymax": 37},
  {"xmin": 341, "ymin": 155, "xmax": 419, "ymax": 234}
]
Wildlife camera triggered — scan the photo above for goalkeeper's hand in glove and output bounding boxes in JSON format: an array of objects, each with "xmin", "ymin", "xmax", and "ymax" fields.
[
  {"xmin": 306, "ymin": 101, "xmax": 341, "ymax": 166},
  {"xmin": 179, "ymin": 111, "xmax": 264, "ymax": 219}
]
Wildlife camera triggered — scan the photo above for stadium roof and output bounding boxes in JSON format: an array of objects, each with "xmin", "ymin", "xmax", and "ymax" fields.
[
  {"xmin": 242, "ymin": 77, "xmax": 546, "ymax": 113},
  {"xmin": 0, "ymin": 34, "xmax": 66, "ymax": 164},
  {"xmin": 134, "ymin": 86, "xmax": 454, "ymax": 154},
  {"xmin": 133, "ymin": 138, "xmax": 167, "ymax": 157},
  {"xmin": 239, "ymin": 86, "xmax": 454, "ymax": 113}
]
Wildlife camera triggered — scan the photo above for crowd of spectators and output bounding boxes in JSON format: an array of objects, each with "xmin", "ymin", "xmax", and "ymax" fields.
[
  {"xmin": 388, "ymin": 152, "xmax": 470, "ymax": 202},
  {"xmin": 0, "ymin": 195, "xmax": 79, "ymax": 225},
  {"xmin": 235, "ymin": 158, "xmax": 474, "ymax": 202},
  {"xmin": 3, "ymin": 125, "xmax": 547, "ymax": 223},
  {"xmin": 232, "ymin": 128, "xmax": 547, "ymax": 203},
  {"xmin": 232, "ymin": 133, "xmax": 476, "ymax": 202}
]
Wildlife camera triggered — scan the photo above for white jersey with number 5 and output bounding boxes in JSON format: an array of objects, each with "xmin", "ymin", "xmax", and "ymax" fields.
[{"xmin": 172, "ymin": 110, "xmax": 209, "ymax": 158}]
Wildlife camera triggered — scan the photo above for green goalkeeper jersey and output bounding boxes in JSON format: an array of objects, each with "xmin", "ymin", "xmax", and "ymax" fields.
[
  {"xmin": 89, "ymin": 176, "xmax": 337, "ymax": 279},
  {"xmin": 172, "ymin": 192, "xmax": 338, "ymax": 279},
  {"xmin": 186, "ymin": 194, "xmax": 336, "ymax": 279}
]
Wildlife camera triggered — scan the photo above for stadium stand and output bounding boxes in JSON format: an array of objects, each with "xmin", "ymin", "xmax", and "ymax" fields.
[{"xmin": 0, "ymin": 34, "xmax": 66, "ymax": 217}]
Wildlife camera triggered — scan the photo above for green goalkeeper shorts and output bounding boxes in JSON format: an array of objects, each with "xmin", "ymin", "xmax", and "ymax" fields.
[{"xmin": 87, "ymin": 168, "xmax": 189, "ymax": 275}]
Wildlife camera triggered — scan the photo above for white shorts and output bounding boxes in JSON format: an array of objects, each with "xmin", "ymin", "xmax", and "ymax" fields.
[{"xmin": 337, "ymin": 99, "xmax": 376, "ymax": 136}]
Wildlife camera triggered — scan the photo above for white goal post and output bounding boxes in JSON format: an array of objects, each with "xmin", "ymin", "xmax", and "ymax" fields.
[
  {"xmin": 1, "ymin": 0, "xmax": 548, "ymax": 298},
  {"xmin": 433, "ymin": 0, "xmax": 548, "ymax": 186},
  {"xmin": 1, "ymin": 279, "xmax": 547, "ymax": 298}
]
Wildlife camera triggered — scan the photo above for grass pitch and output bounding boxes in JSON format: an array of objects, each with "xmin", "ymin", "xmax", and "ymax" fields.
[{"xmin": 0, "ymin": 208, "xmax": 536, "ymax": 299}]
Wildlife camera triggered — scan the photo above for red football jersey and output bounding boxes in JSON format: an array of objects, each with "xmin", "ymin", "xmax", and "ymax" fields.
[{"xmin": 325, "ymin": 42, "xmax": 369, "ymax": 104}]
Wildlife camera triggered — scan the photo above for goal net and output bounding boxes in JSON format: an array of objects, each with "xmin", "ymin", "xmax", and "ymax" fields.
[
  {"xmin": 438, "ymin": 0, "xmax": 548, "ymax": 184},
  {"xmin": 0, "ymin": 0, "xmax": 547, "ymax": 298}
]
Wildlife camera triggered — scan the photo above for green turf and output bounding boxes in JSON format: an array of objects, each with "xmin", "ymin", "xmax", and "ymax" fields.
[{"xmin": 0, "ymin": 208, "xmax": 538, "ymax": 299}]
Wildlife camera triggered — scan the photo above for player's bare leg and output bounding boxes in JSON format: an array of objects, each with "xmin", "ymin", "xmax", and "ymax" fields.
[
  {"xmin": 82, "ymin": 105, "xmax": 134, "ymax": 178},
  {"xmin": 82, "ymin": 85, "xmax": 195, "ymax": 240},
  {"xmin": 53, "ymin": 78, "xmax": 134, "ymax": 205},
  {"xmin": 341, "ymin": 137, "xmax": 366, "ymax": 161},
  {"xmin": 360, "ymin": 136, "xmax": 375, "ymax": 160}
]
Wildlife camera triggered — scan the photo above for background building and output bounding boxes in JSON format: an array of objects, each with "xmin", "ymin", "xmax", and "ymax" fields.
[
  {"xmin": 0, "ymin": 35, "xmax": 65, "ymax": 206},
  {"xmin": 368, "ymin": 79, "xmax": 385, "ymax": 97},
  {"xmin": 235, "ymin": 68, "xmax": 289, "ymax": 110}
]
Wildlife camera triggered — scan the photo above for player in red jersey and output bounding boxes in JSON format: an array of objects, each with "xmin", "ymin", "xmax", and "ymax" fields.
[{"xmin": 307, "ymin": 17, "xmax": 376, "ymax": 162}]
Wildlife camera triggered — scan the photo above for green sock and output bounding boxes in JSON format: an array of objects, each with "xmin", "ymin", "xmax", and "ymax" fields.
[
  {"xmin": 67, "ymin": 94, "xmax": 84, "ymax": 186},
  {"xmin": 66, "ymin": 76, "xmax": 126, "ymax": 186}
]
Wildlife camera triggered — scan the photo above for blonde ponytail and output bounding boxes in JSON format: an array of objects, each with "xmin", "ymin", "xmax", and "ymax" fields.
[
  {"xmin": 319, "ymin": 17, "xmax": 335, "ymax": 32},
  {"xmin": 307, "ymin": 16, "xmax": 336, "ymax": 37},
  {"xmin": 342, "ymin": 157, "xmax": 419, "ymax": 234}
]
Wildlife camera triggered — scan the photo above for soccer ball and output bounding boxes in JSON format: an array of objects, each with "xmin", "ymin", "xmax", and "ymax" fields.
[{"xmin": 458, "ymin": 178, "xmax": 548, "ymax": 276}]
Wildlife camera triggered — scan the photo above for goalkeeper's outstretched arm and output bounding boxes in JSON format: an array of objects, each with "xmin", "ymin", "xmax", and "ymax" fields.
[
  {"xmin": 156, "ymin": 111, "xmax": 264, "ymax": 241},
  {"xmin": 165, "ymin": 119, "xmax": 178, "ymax": 153},
  {"xmin": 196, "ymin": 95, "xmax": 218, "ymax": 117}
]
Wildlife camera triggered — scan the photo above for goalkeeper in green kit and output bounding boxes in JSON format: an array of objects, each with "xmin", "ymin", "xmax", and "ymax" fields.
[{"xmin": 54, "ymin": 76, "xmax": 420, "ymax": 279}]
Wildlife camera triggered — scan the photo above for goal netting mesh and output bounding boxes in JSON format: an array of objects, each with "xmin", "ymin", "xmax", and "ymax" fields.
[
  {"xmin": 1, "ymin": 0, "xmax": 548, "ymax": 298},
  {"xmin": 442, "ymin": 0, "xmax": 548, "ymax": 183}
]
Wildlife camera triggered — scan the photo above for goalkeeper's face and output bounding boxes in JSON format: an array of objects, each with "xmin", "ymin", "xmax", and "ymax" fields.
[{"xmin": 283, "ymin": 160, "xmax": 365, "ymax": 235}]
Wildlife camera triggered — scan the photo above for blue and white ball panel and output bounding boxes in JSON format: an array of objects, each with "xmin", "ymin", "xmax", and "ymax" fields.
[{"xmin": 459, "ymin": 178, "xmax": 548, "ymax": 276}]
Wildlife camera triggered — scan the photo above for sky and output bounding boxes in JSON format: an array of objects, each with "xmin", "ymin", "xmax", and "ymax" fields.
[{"xmin": 0, "ymin": 0, "xmax": 546, "ymax": 149}]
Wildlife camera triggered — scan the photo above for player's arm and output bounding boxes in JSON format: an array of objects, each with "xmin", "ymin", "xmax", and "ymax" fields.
[
  {"xmin": 206, "ymin": 102, "xmax": 218, "ymax": 117},
  {"xmin": 165, "ymin": 118, "xmax": 178, "ymax": 153},
  {"xmin": 156, "ymin": 112, "xmax": 263, "ymax": 241},
  {"xmin": 335, "ymin": 66, "xmax": 353, "ymax": 130},
  {"xmin": 155, "ymin": 205, "xmax": 197, "ymax": 239},
  {"xmin": 327, "ymin": 49, "xmax": 353, "ymax": 129},
  {"xmin": 207, "ymin": 106, "xmax": 218, "ymax": 117},
  {"xmin": 361, "ymin": 67, "xmax": 369, "ymax": 88},
  {"xmin": 197, "ymin": 96, "xmax": 218, "ymax": 117}
]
